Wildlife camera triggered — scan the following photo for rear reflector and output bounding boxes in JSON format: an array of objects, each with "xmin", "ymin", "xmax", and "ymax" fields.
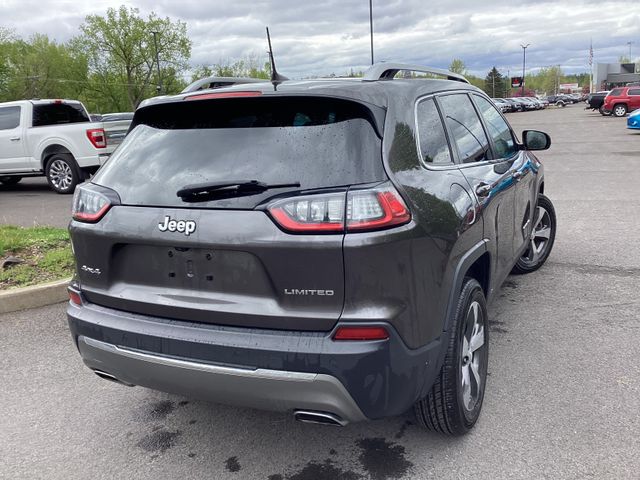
[
  {"xmin": 267, "ymin": 183, "xmax": 411, "ymax": 234},
  {"xmin": 185, "ymin": 91, "xmax": 263, "ymax": 101},
  {"xmin": 68, "ymin": 288, "xmax": 82, "ymax": 306},
  {"xmin": 333, "ymin": 326, "xmax": 389, "ymax": 341},
  {"xmin": 86, "ymin": 128, "xmax": 107, "ymax": 149}
]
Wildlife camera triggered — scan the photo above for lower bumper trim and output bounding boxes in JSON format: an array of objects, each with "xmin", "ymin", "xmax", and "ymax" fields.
[{"xmin": 78, "ymin": 336, "xmax": 367, "ymax": 423}]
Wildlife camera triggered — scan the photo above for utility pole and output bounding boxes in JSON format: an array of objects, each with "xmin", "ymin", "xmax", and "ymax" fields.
[
  {"xmin": 369, "ymin": 0, "xmax": 374, "ymax": 65},
  {"xmin": 492, "ymin": 71, "xmax": 495, "ymax": 98},
  {"xmin": 521, "ymin": 44, "xmax": 530, "ymax": 96},
  {"xmin": 151, "ymin": 31, "xmax": 162, "ymax": 95},
  {"xmin": 627, "ymin": 41, "xmax": 634, "ymax": 60}
]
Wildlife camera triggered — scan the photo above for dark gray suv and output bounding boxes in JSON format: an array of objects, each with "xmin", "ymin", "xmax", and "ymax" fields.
[{"xmin": 67, "ymin": 63, "xmax": 556, "ymax": 435}]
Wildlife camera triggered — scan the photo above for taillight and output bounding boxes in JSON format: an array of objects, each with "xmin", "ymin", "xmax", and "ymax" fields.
[
  {"xmin": 86, "ymin": 128, "xmax": 107, "ymax": 149},
  {"xmin": 267, "ymin": 183, "xmax": 411, "ymax": 234},
  {"xmin": 333, "ymin": 326, "xmax": 389, "ymax": 341},
  {"xmin": 72, "ymin": 185, "xmax": 111, "ymax": 223},
  {"xmin": 185, "ymin": 91, "xmax": 262, "ymax": 101}
]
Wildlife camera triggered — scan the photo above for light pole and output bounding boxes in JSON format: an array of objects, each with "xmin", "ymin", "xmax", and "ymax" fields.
[
  {"xmin": 627, "ymin": 41, "xmax": 634, "ymax": 60},
  {"xmin": 521, "ymin": 44, "xmax": 530, "ymax": 96},
  {"xmin": 151, "ymin": 31, "xmax": 162, "ymax": 95},
  {"xmin": 369, "ymin": 0, "xmax": 374, "ymax": 65}
]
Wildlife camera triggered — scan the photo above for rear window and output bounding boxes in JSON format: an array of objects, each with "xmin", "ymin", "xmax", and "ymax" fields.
[
  {"xmin": 93, "ymin": 97, "xmax": 386, "ymax": 209},
  {"xmin": 628, "ymin": 88, "xmax": 640, "ymax": 96},
  {"xmin": 32, "ymin": 103, "xmax": 89, "ymax": 127}
]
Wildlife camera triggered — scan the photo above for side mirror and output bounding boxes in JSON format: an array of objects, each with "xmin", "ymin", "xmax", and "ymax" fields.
[{"xmin": 522, "ymin": 130, "xmax": 551, "ymax": 151}]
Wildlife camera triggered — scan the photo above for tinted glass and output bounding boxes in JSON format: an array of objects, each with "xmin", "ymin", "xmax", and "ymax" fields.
[
  {"xmin": 473, "ymin": 95, "xmax": 517, "ymax": 159},
  {"xmin": 628, "ymin": 89, "xmax": 640, "ymax": 96},
  {"xmin": 0, "ymin": 106, "xmax": 20, "ymax": 130},
  {"xmin": 32, "ymin": 103, "xmax": 89, "ymax": 127},
  {"xmin": 438, "ymin": 94, "xmax": 490, "ymax": 163},
  {"xmin": 416, "ymin": 98, "xmax": 452, "ymax": 165},
  {"xmin": 94, "ymin": 97, "xmax": 386, "ymax": 209},
  {"xmin": 610, "ymin": 88, "xmax": 623, "ymax": 96}
]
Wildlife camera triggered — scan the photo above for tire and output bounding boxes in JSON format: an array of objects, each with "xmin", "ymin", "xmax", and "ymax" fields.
[
  {"xmin": 512, "ymin": 194, "xmax": 556, "ymax": 274},
  {"xmin": 612, "ymin": 104, "xmax": 627, "ymax": 117},
  {"xmin": 556, "ymin": 101, "xmax": 565, "ymax": 108},
  {"xmin": 45, "ymin": 154, "xmax": 81, "ymax": 194},
  {"xmin": 599, "ymin": 105, "xmax": 611, "ymax": 116},
  {"xmin": 415, "ymin": 278, "xmax": 489, "ymax": 435},
  {"xmin": 0, "ymin": 176, "xmax": 22, "ymax": 186}
]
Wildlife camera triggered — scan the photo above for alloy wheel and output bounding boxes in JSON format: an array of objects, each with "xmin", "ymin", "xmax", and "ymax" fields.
[
  {"xmin": 460, "ymin": 301, "xmax": 486, "ymax": 412},
  {"xmin": 520, "ymin": 205, "xmax": 552, "ymax": 266},
  {"xmin": 49, "ymin": 159, "xmax": 73, "ymax": 191}
]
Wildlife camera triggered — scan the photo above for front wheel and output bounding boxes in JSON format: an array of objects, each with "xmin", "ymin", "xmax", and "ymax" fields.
[
  {"xmin": 612, "ymin": 104, "xmax": 627, "ymax": 117},
  {"xmin": 512, "ymin": 194, "xmax": 556, "ymax": 274},
  {"xmin": 0, "ymin": 176, "xmax": 22, "ymax": 186},
  {"xmin": 415, "ymin": 278, "xmax": 489, "ymax": 435},
  {"xmin": 45, "ymin": 154, "xmax": 81, "ymax": 194}
]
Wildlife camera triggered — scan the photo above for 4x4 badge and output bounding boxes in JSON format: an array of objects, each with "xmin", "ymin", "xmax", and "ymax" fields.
[{"xmin": 158, "ymin": 216, "xmax": 197, "ymax": 236}]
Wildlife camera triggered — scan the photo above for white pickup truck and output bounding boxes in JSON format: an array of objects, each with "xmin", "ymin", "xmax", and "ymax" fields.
[{"xmin": 0, "ymin": 99, "xmax": 117, "ymax": 193}]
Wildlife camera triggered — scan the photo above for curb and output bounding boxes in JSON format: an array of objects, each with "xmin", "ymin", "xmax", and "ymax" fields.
[{"xmin": 0, "ymin": 277, "xmax": 71, "ymax": 315}]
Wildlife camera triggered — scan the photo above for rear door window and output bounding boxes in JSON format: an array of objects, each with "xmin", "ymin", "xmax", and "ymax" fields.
[
  {"xmin": 32, "ymin": 103, "xmax": 89, "ymax": 127},
  {"xmin": 628, "ymin": 88, "xmax": 640, "ymax": 96},
  {"xmin": 473, "ymin": 95, "xmax": 517, "ymax": 159},
  {"xmin": 0, "ymin": 106, "xmax": 20, "ymax": 130},
  {"xmin": 438, "ymin": 94, "xmax": 491, "ymax": 163},
  {"xmin": 93, "ymin": 96, "xmax": 386, "ymax": 209},
  {"xmin": 415, "ymin": 98, "xmax": 452, "ymax": 165}
]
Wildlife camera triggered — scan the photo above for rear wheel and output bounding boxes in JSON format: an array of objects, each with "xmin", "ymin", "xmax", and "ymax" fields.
[
  {"xmin": 512, "ymin": 194, "xmax": 556, "ymax": 274},
  {"xmin": 613, "ymin": 104, "xmax": 627, "ymax": 117},
  {"xmin": 415, "ymin": 278, "xmax": 488, "ymax": 435},
  {"xmin": 45, "ymin": 154, "xmax": 81, "ymax": 194},
  {"xmin": 0, "ymin": 176, "xmax": 22, "ymax": 186}
]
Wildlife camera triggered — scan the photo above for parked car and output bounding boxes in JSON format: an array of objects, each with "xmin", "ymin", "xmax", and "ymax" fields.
[
  {"xmin": 627, "ymin": 108, "xmax": 640, "ymax": 130},
  {"xmin": 536, "ymin": 97, "xmax": 550, "ymax": 108},
  {"xmin": 510, "ymin": 97, "xmax": 536, "ymax": 110},
  {"xmin": 0, "ymin": 99, "xmax": 115, "ymax": 193},
  {"xmin": 101, "ymin": 112, "xmax": 134, "ymax": 151},
  {"xmin": 492, "ymin": 98, "xmax": 511, "ymax": 113},
  {"xmin": 603, "ymin": 86, "xmax": 640, "ymax": 117},
  {"xmin": 585, "ymin": 91, "xmax": 610, "ymax": 114},
  {"xmin": 545, "ymin": 95, "xmax": 572, "ymax": 107},
  {"xmin": 523, "ymin": 97, "xmax": 544, "ymax": 109},
  {"xmin": 503, "ymin": 98, "xmax": 524, "ymax": 112},
  {"xmin": 67, "ymin": 62, "xmax": 556, "ymax": 435}
]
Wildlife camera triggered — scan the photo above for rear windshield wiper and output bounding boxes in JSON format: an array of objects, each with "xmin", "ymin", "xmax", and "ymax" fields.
[{"xmin": 177, "ymin": 180, "xmax": 301, "ymax": 202}]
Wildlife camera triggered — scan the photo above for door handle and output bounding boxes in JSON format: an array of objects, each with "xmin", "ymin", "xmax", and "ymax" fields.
[
  {"xmin": 9, "ymin": 137, "xmax": 20, "ymax": 141},
  {"xmin": 512, "ymin": 171, "xmax": 523, "ymax": 181},
  {"xmin": 475, "ymin": 183, "xmax": 491, "ymax": 197}
]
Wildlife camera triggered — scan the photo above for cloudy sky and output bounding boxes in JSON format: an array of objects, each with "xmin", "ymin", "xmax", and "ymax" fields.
[{"xmin": 1, "ymin": 0, "xmax": 639, "ymax": 78}]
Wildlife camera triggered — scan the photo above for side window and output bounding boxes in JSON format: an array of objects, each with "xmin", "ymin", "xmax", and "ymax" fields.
[
  {"xmin": 610, "ymin": 88, "xmax": 623, "ymax": 96},
  {"xmin": 628, "ymin": 88, "xmax": 640, "ymax": 96},
  {"xmin": 438, "ymin": 94, "xmax": 490, "ymax": 163},
  {"xmin": 0, "ymin": 106, "xmax": 21, "ymax": 130},
  {"xmin": 416, "ymin": 98, "xmax": 452, "ymax": 165},
  {"xmin": 473, "ymin": 95, "xmax": 517, "ymax": 159}
]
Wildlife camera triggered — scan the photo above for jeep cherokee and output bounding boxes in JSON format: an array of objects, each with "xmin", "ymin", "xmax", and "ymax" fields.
[{"xmin": 67, "ymin": 63, "xmax": 557, "ymax": 435}]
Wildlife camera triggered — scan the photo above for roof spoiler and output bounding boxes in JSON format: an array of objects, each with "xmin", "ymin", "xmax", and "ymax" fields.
[{"xmin": 363, "ymin": 62, "xmax": 469, "ymax": 84}]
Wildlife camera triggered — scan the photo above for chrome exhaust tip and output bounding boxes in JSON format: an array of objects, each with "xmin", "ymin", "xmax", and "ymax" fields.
[
  {"xmin": 293, "ymin": 410, "xmax": 348, "ymax": 427},
  {"xmin": 92, "ymin": 369, "xmax": 133, "ymax": 386}
]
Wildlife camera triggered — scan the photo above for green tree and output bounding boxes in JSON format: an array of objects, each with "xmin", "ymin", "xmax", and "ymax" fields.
[
  {"xmin": 77, "ymin": 5, "xmax": 191, "ymax": 110},
  {"xmin": 193, "ymin": 54, "xmax": 270, "ymax": 81},
  {"xmin": 484, "ymin": 67, "xmax": 503, "ymax": 98},
  {"xmin": 0, "ymin": 34, "xmax": 88, "ymax": 101},
  {"xmin": 448, "ymin": 58, "xmax": 467, "ymax": 76}
]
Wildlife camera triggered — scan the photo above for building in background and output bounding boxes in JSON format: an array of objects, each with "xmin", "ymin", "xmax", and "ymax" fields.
[{"xmin": 594, "ymin": 63, "xmax": 640, "ymax": 90}]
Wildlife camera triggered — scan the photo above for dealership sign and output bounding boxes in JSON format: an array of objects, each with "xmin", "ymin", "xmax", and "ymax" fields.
[
  {"xmin": 511, "ymin": 77, "xmax": 524, "ymax": 88},
  {"xmin": 559, "ymin": 83, "xmax": 579, "ymax": 90}
]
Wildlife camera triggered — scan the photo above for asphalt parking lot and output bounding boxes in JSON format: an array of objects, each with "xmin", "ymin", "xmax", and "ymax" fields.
[{"xmin": 1, "ymin": 105, "xmax": 639, "ymax": 479}]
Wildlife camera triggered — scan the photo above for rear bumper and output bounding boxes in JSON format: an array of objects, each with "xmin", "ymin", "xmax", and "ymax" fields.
[{"xmin": 67, "ymin": 299, "xmax": 443, "ymax": 422}]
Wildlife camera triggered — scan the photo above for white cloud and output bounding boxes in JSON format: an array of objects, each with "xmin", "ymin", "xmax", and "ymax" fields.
[{"xmin": 1, "ymin": 0, "xmax": 639, "ymax": 77}]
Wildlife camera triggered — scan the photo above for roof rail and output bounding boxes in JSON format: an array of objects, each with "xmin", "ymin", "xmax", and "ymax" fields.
[{"xmin": 363, "ymin": 63, "xmax": 469, "ymax": 84}]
